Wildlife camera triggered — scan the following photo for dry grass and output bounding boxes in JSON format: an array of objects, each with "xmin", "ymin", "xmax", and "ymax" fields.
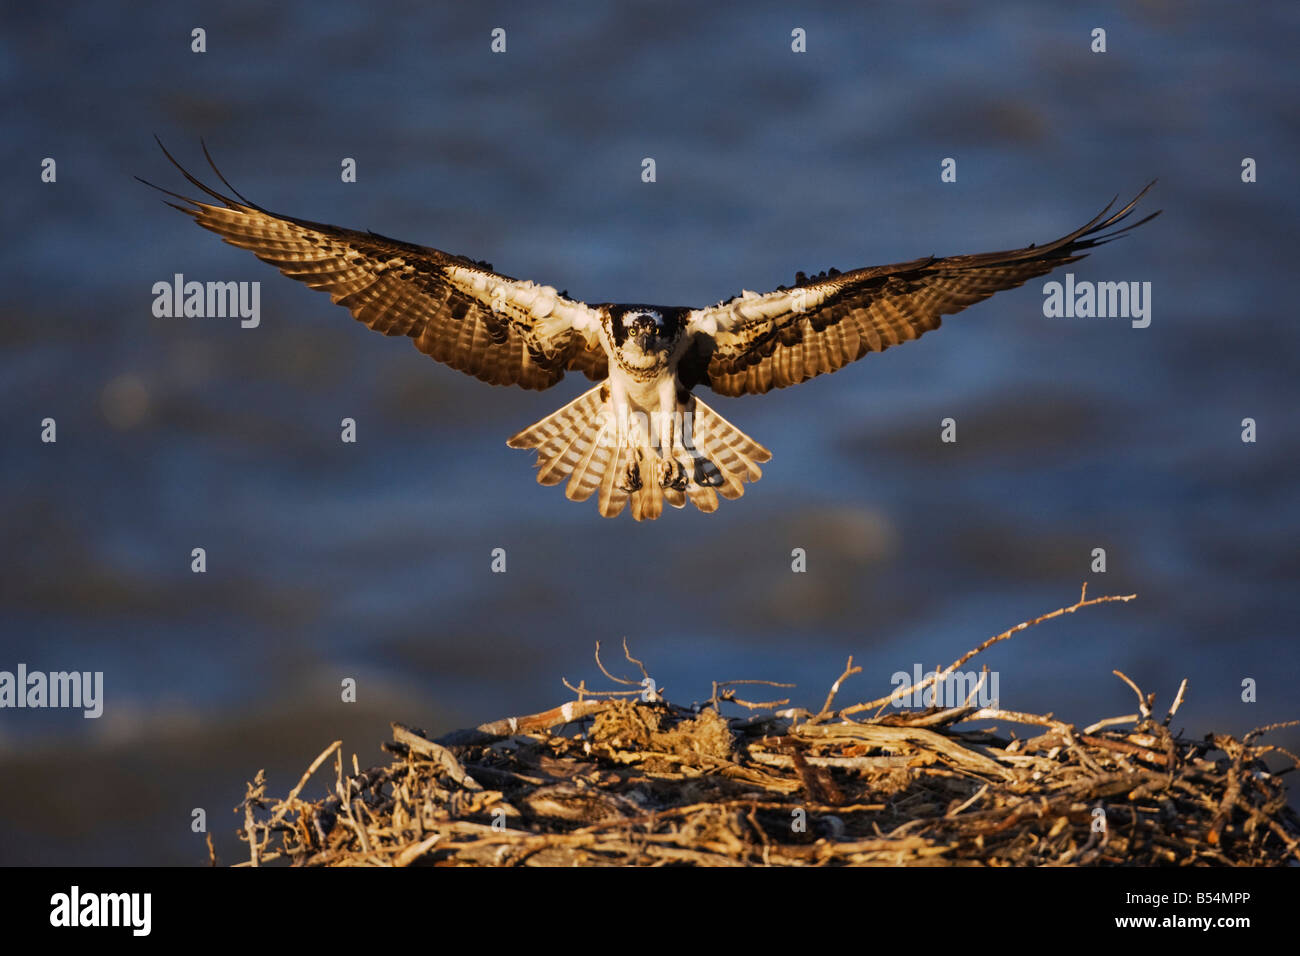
[{"xmin": 232, "ymin": 587, "xmax": 1300, "ymax": 866}]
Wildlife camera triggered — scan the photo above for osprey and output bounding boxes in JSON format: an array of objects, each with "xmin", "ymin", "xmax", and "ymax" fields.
[{"xmin": 142, "ymin": 143, "xmax": 1157, "ymax": 520}]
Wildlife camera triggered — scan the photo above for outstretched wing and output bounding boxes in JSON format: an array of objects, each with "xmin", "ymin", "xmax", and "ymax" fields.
[
  {"xmin": 681, "ymin": 184, "xmax": 1159, "ymax": 397},
  {"xmin": 140, "ymin": 141, "xmax": 607, "ymax": 390}
]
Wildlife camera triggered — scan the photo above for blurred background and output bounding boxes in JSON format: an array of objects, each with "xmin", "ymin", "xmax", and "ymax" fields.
[{"xmin": 1, "ymin": 0, "xmax": 1297, "ymax": 865}]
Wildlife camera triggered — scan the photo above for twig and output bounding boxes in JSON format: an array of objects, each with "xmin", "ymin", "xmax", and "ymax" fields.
[
  {"xmin": 392, "ymin": 834, "xmax": 442, "ymax": 867},
  {"xmin": 392, "ymin": 723, "xmax": 482, "ymax": 790},
  {"xmin": 730, "ymin": 696, "xmax": 793, "ymax": 710},
  {"xmin": 268, "ymin": 740, "xmax": 342, "ymax": 828},
  {"xmin": 1245, "ymin": 719, "xmax": 1300, "ymax": 743},
  {"xmin": 594, "ymin": 641, "xmax": 640, "ymax": 686},
  {"xmin": 622, "ymin": 638, "xmax": 650, "ymax": 682},
  {"xmin": 1163, "ymin": 679, "xmax": 1188, "ymax": 726},
  {"xmin": 846, "ymin": 586, "xmax": 1136, "ymax": 716},
  {"xmin": 946, "ymin": 784, "xmax": 989, "ymax": 818},
  {"xmin": 710, "ymin": 678, "xmax": 795, "ymax": 711},
  {"xmin": 560, "ymin": 677, "xmax": 640, "ymax": 699},
  {"xmin": 477, "ymin": 698, "xmax": 615, "ymax": 736},
  {"xmin": 1083, "ymin": 714, "xmax": 1140, "ymax": 734},
  {"xmin": 812, "ymin": 656, "xmax": 862, "ymax": 722},
  {"xmin": 1113, "ymin": 670, "xmax": 1152, "ymax": 719}
]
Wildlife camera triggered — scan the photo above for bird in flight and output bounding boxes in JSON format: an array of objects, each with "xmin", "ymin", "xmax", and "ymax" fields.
[{"xmin": 142, "ymin": 142, "xmax": 1157, "ymax": 520}]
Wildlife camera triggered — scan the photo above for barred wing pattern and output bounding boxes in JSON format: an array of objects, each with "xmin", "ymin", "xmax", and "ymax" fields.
[
  {"xmin": 682, "ymin": 184, "xmax": 1158, "ymax": 397},
  {"xmin": 140, "ymin": 143, "xmax": 606, "ymax": 391}
]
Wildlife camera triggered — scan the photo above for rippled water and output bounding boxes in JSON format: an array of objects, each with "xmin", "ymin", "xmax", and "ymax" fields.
[{"xmin": 1, "ymin": 1, "xmax": 1297, "ymax": 863}]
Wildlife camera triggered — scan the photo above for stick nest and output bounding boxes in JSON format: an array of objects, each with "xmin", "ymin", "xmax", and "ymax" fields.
[{"xmin": 233, "ymin": 588, "xmax": 1299, "ymax": 866}]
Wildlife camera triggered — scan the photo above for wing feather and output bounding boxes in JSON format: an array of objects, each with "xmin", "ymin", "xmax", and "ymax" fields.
[
  {"xmin": 139, "ymin": 141, "xmax": 607, "ymax": 390},
  {"xmin": 681, "ymin": 185, "xmax": 1159, "ymax": 396}
]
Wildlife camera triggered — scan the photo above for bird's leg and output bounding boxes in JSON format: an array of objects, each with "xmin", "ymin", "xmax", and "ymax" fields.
[
  {"xmin": 608, "ymin": 379, "xmax": 645, "ymax": 493},
  {"xmin": 625, "ymin": 412, "xmax": 647, "ymax": 491},
  {"xmin": 608, "ymin": 378, "xmax": 632, "ymax": 453},
  {"xmin": 655, "ymin": 377, "xmax": 687, "ymax": 490}
]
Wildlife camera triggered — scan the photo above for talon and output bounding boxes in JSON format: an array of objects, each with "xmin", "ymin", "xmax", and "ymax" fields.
[
  {"xmin": 620, "ymin": 460, "xmax": 643, "ymax": 493},
  {"xmin": 658, "ymin": 457, "xmax": 687, "ymax": 490}
]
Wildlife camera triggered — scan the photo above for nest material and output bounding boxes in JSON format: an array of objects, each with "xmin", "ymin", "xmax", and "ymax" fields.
[{"xmin": 234, "ymin": 589, "xmax": 1300, "ymax": 867}]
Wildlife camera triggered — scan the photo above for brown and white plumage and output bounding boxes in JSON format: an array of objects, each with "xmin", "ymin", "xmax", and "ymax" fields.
[
  {"xmin": 679, "ymin": 184, "xmax": 1159, "ymax": 396},
  {"xmin": 142, "ymin": 141, "xmax": 606, "ymax": 391},
  {"xmin": 142, "ymin": 142, "xmax": 1157, "ymax": 520}
]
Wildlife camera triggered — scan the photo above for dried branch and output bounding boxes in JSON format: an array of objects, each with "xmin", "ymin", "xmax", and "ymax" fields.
[
  {"xmin": 1113, "ymin": 670, "xmax": 1152, "ymax": 719},
  {"xmin": 812, "ymin": 656, "xmax": 862, "ymax": 723},
  {"xmin": 844, "ymin": 585, "xmax": 1136, "ymax": 717},
  {"xmin": 593, "ymin": 641, "xmax": 640, "ymax": 686}
]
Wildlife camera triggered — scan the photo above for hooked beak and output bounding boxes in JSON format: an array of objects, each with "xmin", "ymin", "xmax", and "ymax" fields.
[{"xmin": 636, "ymin": 331, "xmax": 655, "ymax": 351}]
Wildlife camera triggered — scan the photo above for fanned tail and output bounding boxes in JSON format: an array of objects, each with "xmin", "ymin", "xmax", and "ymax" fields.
[
  {"xmin": 680, "ymin": 393, "xmax": 771, "ymax": 512},
  {"xmin": 507, "ymin": 385, "xmax": 770, "ymax": 519},
  {"xmin": 507, "ymin": 384, "xmax": 626, "ymax": 517},
  {"xmin": 506, "ymin": 385, "xmax": 607, "ymax": 487}
]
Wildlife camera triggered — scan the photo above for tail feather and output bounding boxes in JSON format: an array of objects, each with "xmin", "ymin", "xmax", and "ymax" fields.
[
  {"xmin": 597, "ymin": 442, "xmax": 629, "ymax": 517},
  {"xmin": 508, "ymin": 386, "xmax": 602, "ymax": 457},
  {"xmin": 532, "ymin": 394, "xmax": 603, "ymax": 486},
  {"xmin": 629, "ymin": 449, "xmax": 663, "ymax": 521},
  {"xmin": 685, "ymin": 473, "xmax": 719, "ymax": 513},
  {"xmin": 507, "ymin": 384, "xmax": 771, "ymax": 519},
  {"xmin": 685, "ymin": 395, "xmax": 771, "ymax": 501},
  {"xmin": 507, "ymin": 385, "xmax": 608, "ymax": 501},
  {"xmin": 565, "ymin": 422, "xmax": 611, "ymax": 502},
  {"xmin": 663, "ymin": 479, "xmax": 687, "ymax": 510},
  {"xmin": 536, "ymin": 418, "xmax": 593, "ymax": 486},
  {"xmin": 537, "ymin": 436, "xmax": 583, "ymax": 485}
]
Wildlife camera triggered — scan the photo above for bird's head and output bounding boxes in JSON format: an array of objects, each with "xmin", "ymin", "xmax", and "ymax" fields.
[{"xmin": 608, "ymin": 306, "xmax": 685, "ymax": 372}]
